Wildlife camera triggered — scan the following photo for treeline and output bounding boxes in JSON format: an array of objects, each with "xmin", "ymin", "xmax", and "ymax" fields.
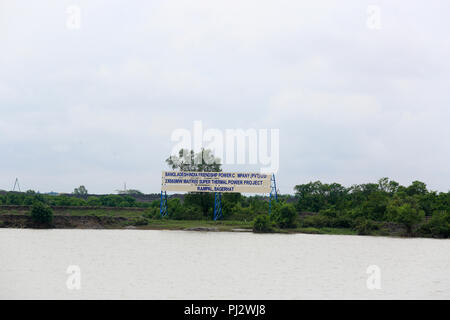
[
  {"xmin": 143, "ymin": 177, "xmax": 450, "ymax": 238},
  {"xmin": 0, "ymin": 191, "xmax": 152, "ymax": 208},
  {"xmin": 1, "ymin": 177, "xmax": 449, "ymax": 238},
  {"xmin": 292, "ymin": 178, "xmax": 449, "ymax": 238},
  {"xmin": 295, "ymin": 178, "xmax": 448, "ymax": 216}
]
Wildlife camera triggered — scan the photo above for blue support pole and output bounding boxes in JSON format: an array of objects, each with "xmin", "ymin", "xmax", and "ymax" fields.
[
  {"xmin": 160, "ymin": 191, "xmax": 168, "ymax": 217},
  {"xmin": 269, "ymin": 174, "xmax": 278, "ymax": 215},
  {"xmin": 214, "ymin": 192, "xmax": 223, "ymax": 221}
]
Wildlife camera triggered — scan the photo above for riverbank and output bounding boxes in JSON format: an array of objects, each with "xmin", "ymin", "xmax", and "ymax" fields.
[
  {"xmin": 0, "ymin": 205, "xmax": 439, "ymax": 238},
  {"xmin": 0, "ymin": 213, "xmax": 364, "ymax": 235},
  {"xmin": 0, "ymin": 206, "xmax": 252, "ymax": 231},
  {"xmin": 0, "ymin": 213, "xmax": 252, "ymax": 232},
  {"xmin": 0, "ymin": 206, "xmax": 386, "ymax": 236}
]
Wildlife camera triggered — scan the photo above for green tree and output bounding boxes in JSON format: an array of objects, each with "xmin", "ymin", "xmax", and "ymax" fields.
[
  {"xmin": 387, "ymin": 201, "xmax": 425, "ymax": 235},
  {"xmin": 183, "ymin": 192, "xmax": 214, "ymax": 217},
  {"xmin": 166, "ymin": 148, "xmax": 221, "ymax": 172},
  {"xmin": 166, "ymin": 148, "xmax": 222, "ymax": 218},
  {"xmin": 73, "ymin": 185, "xmax": 88, "ymax": 197},
  {"xmin": 294, "ymin": 181, "xmax": 327, "ymax": 212},
  {"xmin": 30, "ymin": 202, "xmax": 53, "ymax": 225},
  {"xmin": 406, "ymin": 181, "xmax": 428, "ymax": 196},
  {"xmin": 419, "ymin": 211, "xmax": 450, "ymax": 238},
  {"xmin": 378, "ymin": 177, "xmax": 399, "ymax": 194},
  {"xmin": 271, "ymin": 203, "xmax": 297, "ymax": 228},
  {"xmin": 359, "ymin": 192, "xmax": 389, "ymax": 221},
  {"xmin": 294, "ymin": 181, "xmax": 347, "ymax": 212}
]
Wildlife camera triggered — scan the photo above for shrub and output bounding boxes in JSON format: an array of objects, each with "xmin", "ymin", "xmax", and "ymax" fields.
[
  {"xmin": 271, "ymin": 203, "xmax": 297, "ymax": 228},
  {"xmin": 228, "ymin": 203, "xmax": 256, "ymax": 221},
  {"xmin": 169, "ymin": 204, "xmax": 204, "ymax": 220},
  {"xmin": 167, "ymin": 198, "xmax": 184, "ymax": 219},
  {"xmin": 253, "ymin": 215, "xmax": 274, "ymax": 233},
  {"xmin": 6, "ymin": 193, "xmax": 24, "ymax": 205},
  {"xmin": 418, "ymin": 211, "xmax": 450, "ymax": 238},
  {"xmin": 144, "ymin": 207, "xmax": 162, "ymax": 219},
  {"xmin": 301, "ymin": 215, "xmax": 334, "ymax": 228},
  {"xmin": 182, "ymin": 205, "xmax": 204, "ymax": 220},
  {"xmin": 333, "ymin": 216, "xmax": 353, "ymax": 228},
  {"xmin": 319, "ymin": 208, "xmax": 338, "ymax": 218},
  {"xmin": 352, "ymin": 218, "xmax": 379, "ymax": 235},
  {"xmin": 87, "ymin": 197, "xmax": 101, "ymax": 206},
  {"xmin": 132, "ymin": 216, "xmax": 149, "ymax": 226},
  {"xmin": 30, "ymin": 202, "xmax": 53, "ymax": 225},
  {"xmin": 387, "ymin": 202, "xmax": 424, "ymax": 235}
]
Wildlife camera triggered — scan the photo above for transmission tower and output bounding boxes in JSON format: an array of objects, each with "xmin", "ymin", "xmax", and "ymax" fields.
[{"xmin": 12, "ymin": 178, "xmax": 21, "ymax": 192}]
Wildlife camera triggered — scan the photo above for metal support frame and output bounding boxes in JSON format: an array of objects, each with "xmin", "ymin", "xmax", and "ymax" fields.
[
  {"xmin": 160, "ymin": 191, "xmax": 168, "ymax": 217},
  {"xmin": 13, "ymin": 178, "xmax": 21, "ymax": 192},
  {"xmin": 269, "ymin": 174, "xmax": 278, "ymax": 215},
  {"xmin": 214, "ymin": 192, "xmax": 223, "ymax": 221}
]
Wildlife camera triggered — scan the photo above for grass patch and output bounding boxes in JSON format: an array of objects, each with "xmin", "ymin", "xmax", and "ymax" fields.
[
  {"xmin": 290, "ymin": 227, "xmax": 358, "ymax": 235},
  {"xmin": 141, "ymin": 219, "xmax": 253, "ymax": 231}
]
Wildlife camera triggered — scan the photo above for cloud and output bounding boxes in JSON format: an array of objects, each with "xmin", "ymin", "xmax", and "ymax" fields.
[{"xmin": 0, "ymin": 0, "xmax": 449, "ymax": 193}]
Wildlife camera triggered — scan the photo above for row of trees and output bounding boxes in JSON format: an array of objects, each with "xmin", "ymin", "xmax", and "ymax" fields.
[
  {"xmin": 294, "ymin": 178, "xmax": 448, "ymax": 216},
  {"xmin": 140, "ymin": 178, "xmax": 449, "ymax": 237},
  {"xmin": 0, "ymin": 191, "xmax": 151, "ymax": 208},
  {"xmin": 1, "ymin": 181, "xmax": 448, "ymax": 237},
  {"xmin": 293, "ymin": 178, "xmax": 449, "ymax": 236}
]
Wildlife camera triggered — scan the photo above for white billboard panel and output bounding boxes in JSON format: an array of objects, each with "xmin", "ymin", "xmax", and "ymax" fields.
[{"xmin": 161, "ymin": 171, "xmax": 271, "ymax": 193}]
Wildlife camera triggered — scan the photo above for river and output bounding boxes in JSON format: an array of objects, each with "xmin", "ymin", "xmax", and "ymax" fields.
[{"xmin": 0, "ymin": 229, "xmax": 448, "ymax": 299}]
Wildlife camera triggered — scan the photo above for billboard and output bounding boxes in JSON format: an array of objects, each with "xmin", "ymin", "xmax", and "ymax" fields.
[{"xmin": 161, "ymin": 171, "xmax": 271, "ymax": 193}]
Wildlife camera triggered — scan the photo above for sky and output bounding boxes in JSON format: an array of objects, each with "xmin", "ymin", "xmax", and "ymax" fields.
[{"xmin": 0, "ymin": 0, "xmax": 449, "ymax": 194}]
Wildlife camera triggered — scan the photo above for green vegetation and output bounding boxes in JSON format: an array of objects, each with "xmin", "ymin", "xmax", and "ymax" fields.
[
  {"xmin": 253, "ymin": 215, "xmax": 274, "ymax": 233},
  {"xmin": 387, "ymin": 201, "xmax": 424, "ymax": 235},
  {"xmin": 418, "ymin": 211, "xmax": 450, "ymax": 238},
  {"xmin": 293, "ymin": 178, "xmax": 449, "ymax": 238},
  {"xmin": 0, "ymin": 172, "xmax": 449, "ymax": 237},
  {"xmin": 0, "ymin": 192, "xmax": 152, "ymax": 208},
  {"xmin": 73, "ymin": 185, "xmax": 88, "ymax": 197},
  {"xmin": 30, "ymin": 202, "xmax": 53, "ymax": 225},
  {"xmin": 270, "ymin": 203, "xmax": 297, "ymax": 228},
  {"xmin": 352, "ymin": 218, "xmax": 379, "ymax": 235},
  {"xmin": 166, "ymin": 148, "xmax": 222, "ymax": 217}
]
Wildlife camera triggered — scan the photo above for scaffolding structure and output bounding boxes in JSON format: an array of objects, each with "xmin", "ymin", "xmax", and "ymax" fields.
[
  {"xmin": 269, "ymin": 174, "xmax": 278, "ymax": 214},
  {"xmin": 213, "ymin": 192, "xmax": 223, "ymax": 221},
  {"xmin": 160, "ymin": 191, "xmax": 168, "ymax": 217}
]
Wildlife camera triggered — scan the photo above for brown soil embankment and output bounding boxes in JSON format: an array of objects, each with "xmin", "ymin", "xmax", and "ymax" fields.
[
  {"xmin": 0, "ymin": 205, "xmax": 146, "ymax": 211},
  {"xmin": 0, "ymin": 214, "xmax": 128, "ymax": 229}
]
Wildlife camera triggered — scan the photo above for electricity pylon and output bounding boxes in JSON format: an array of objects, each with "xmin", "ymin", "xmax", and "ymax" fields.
[{"xmin": 12, "ymin": 178, "xmax": 21, "ymax": 192}]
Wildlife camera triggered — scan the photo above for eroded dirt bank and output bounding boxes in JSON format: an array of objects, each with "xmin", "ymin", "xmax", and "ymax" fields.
[{"xmin": 0, "ymin": 214, "xmax": 128, "ymax": 229}]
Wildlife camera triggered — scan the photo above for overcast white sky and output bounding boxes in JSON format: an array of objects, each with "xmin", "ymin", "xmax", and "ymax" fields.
[{"xmin": 0, "ymin": 0, "xmax": 449, "ymax": 194}]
